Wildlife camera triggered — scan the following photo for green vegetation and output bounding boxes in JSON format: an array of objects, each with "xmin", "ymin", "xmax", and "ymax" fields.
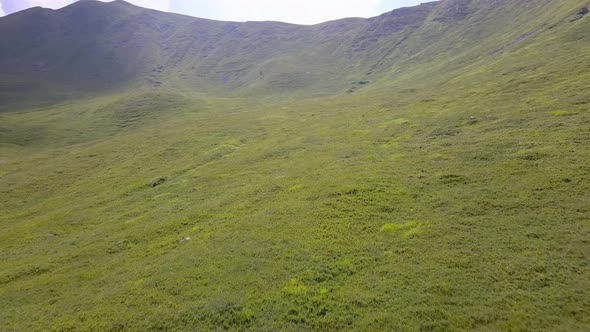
[{"xmin": 1, "ymin": 0, "xmax": 589, "ymax": 330}]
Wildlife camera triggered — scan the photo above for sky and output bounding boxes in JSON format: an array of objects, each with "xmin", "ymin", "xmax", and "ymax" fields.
[{"xmin": 0, "ymin": 0, "xmax": 428, "ymax": 24}]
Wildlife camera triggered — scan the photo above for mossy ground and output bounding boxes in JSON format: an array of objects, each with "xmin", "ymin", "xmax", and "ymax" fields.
[{"xmin": 1, "ymin": 1, "xmax": 589, "ymax": 331}]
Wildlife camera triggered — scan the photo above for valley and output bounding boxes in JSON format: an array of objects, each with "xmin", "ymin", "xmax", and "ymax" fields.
[{"xmin": 0, "ymin": 0, "xmax": 589, "ymax": 330}]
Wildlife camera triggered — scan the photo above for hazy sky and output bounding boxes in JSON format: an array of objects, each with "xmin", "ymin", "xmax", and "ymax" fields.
[{"xmin": 0, "ymin": 0, "xmax": 429, "ymax": 24}]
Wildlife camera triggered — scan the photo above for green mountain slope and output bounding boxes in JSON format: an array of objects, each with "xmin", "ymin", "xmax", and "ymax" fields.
[
  {"xmin": 0, "ymin": 0, "xmax": 438, "ymax": 106},
  {"xmin": 0, "ymin": 0, "xmax": 589, "ymax": 330},
  {"xmin": 1, "ymin": 0, "xmax": 585, "ymax": 107}
]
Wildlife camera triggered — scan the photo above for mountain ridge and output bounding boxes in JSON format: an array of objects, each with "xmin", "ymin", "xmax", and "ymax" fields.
[
  {"xmin": 3, "ymin": 0, "xmax": 586, "ymax": 110},
  {"xmin": 0, "ymin": 0, "xmax": 589, "ymax": 330}
]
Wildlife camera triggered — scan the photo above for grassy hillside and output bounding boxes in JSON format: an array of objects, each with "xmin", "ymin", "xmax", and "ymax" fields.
[
  {"xmin": 0, "ymin": 0, "xmax": 589, "ymax": 330},
  {"xmin": 1, "ymin": 0, "xmax": 585, "ymax": 108}
]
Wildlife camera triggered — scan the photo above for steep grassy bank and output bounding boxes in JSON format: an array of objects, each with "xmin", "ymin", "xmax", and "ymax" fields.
[{"xmin": 0, "ymin": 0, "xmax": 589, "ymax": 330}]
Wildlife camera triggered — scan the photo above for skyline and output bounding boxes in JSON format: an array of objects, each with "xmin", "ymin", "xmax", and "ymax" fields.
[{"xmin": 0, "ymin": 0, "xmax": 429, "ymax": 24}]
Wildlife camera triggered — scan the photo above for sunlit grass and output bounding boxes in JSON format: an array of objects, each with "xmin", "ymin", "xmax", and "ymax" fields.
[{"xmin": 0, "ymin": 0, "xmax": 589, "ymax": 330}]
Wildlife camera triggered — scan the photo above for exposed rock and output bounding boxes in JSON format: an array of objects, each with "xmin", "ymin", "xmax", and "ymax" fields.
[
  {"xmin": 150, "ymin": 177, "xmax": 167, "ymax": 187},
  {"xmin": 571, "ymin": 7, "xmax": 589, "ymax": 21}
]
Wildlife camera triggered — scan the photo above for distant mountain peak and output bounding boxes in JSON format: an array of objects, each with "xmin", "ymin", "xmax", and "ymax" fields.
[{"xmin": 0, "ymin": 0, "xmax": 585, "ymax": 108}]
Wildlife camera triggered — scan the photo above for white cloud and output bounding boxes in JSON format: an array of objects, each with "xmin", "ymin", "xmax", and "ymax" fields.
[
  {"xmin": 0, "ymin": 6, "xmax": 5, "ymax": 16},
  {"xmin": 195, "ymin": 0, "xmax": 382, "ymax": 24},
  {"xmin": 0, "ymin": 0, "xmax": 429, "ymax": 23}
]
